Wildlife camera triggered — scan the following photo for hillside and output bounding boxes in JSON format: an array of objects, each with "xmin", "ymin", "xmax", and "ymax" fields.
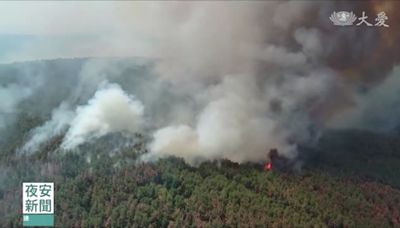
[
  {"xmin": 2, "ymin": 1, "xmax": 400, "ymax": 227},
  {"xmin": 1, "ymin": 129, "xmax": 400, "ymax": 227}
]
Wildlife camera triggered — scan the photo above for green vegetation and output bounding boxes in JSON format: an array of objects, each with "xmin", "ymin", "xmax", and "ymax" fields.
[
  {"xmin": 1, "ymin": 110, "xmax": 400, "ymax": 227},
  {"xmin": 1, "ymin": 129, "xmax": 400, "ymax": 227}
]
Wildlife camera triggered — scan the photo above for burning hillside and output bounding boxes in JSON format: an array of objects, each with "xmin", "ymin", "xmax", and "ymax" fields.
[
  {"xmin": 1, "ymin": 1, "xmax": 400, "ymax": 167},
  {"xmin": 1, "ymin": 1, "xmax": 400, "ymax": 227}
]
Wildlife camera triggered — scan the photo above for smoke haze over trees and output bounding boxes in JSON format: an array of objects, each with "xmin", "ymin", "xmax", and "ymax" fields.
[
  {"xmin": 1, "ymin": 1, "xmax": 400, "ymax": 164},
  {"xmin": 1, "ymin": 1, "xmax": 400, "ymax": 227}
]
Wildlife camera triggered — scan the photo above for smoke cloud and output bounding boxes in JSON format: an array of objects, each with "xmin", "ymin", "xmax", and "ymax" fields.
[
  {"xmin": 329, "ymin": 66, "xmax": 400, "ymax": 132},
  {"xmin": 0, "ymin": 84, "xmax": 33, "ymax": 128},
  {"xmin": 138, "ymin": 1, "xmax": 400, "ymax": 164},
  {"xmin": 19, "ymin": 80, "xmax": 145, "ymax": 153},
  {"xmin": 1, "ymin": 1, "xmax": 400, "ymax": 166},
  {"xmin": 20, "ymin": 103, "xmax": 74, "ymax": 153},
  {"xmin": 61, "ymin": 82, "xmax": 144, "ymax": 150}
]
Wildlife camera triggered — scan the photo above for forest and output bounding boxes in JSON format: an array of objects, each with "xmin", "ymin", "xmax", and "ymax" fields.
[
  {"xmin": 1, "ymin": 124, "xmax": 400, "ymax": 227},
  {"xmin": 0, "ymin": 59, "xmax": 400, "ymax": 227}
]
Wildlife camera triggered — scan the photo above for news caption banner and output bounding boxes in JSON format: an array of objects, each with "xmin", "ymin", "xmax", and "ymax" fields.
[{"xmin": 22, "ymin": 182, "xmax": 54, "ymax": 227}]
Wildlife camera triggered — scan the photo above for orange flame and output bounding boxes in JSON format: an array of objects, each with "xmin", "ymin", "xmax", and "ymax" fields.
[{"xmin": 264, "ymin": 162, "xmax": 272, "ymax": 171}]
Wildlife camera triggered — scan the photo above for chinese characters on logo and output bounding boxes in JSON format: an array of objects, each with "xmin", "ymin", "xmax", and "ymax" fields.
[
  {"xmin": 22, "ymin": 182, "xmax": 54, "ymax": 226},
  {"xmin": 24, "ymin": 183, "xmax": 53, "ymax": 213},
  {"xmin": 330, "ymin": 11, "xmax": 389, "ymax": 27}
]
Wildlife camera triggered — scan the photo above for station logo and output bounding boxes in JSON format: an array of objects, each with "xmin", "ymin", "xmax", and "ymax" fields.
[
  {"xmin": 330, "ymin": 11, "xmax": 389, "ymax": 27},
  {"xmin": 22, "ymin": 182, "xmax": 54, "ymax": 227}
]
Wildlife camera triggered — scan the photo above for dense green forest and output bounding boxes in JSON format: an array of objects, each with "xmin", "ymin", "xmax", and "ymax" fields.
[{"xmin": 1, "ymin": 127, "xmax": 400, "ymax": 227}]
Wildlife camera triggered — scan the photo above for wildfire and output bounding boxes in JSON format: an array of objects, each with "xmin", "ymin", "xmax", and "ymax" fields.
[{"xmin": 264, "ymin": 162, "xmax": 272, "ymax": 171}]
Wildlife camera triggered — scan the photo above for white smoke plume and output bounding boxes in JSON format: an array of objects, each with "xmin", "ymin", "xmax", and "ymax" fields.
[
  {"xmin": 20, "ymin": 102, "xmax": 74, "ymax": 153},
  {"xmin": 20, "ymin": 81, "xmax": 145, "ymax": 153},
  {"xmin": 144, "ymin": 70, "xmax": 334, "ymax": 165},
  {"xmin": 61, "ymin": 82, "xmax": 144, "ymax": 150}
]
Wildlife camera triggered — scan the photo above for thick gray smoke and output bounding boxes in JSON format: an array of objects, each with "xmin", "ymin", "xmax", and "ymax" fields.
[
  {"xmin": 129, "ymin": 2, "xmax": 336, "ymax": 164},
  {"xmin": 143, "ymin": 71, "xmax": 334, "ymax": 164},
  {"xmin": 2, "ymin": 1, "xmax": 400, "ymax": 165},
  {"xmin": 329, "ymin": 66, "xmax": 400, "ymax": 132}
]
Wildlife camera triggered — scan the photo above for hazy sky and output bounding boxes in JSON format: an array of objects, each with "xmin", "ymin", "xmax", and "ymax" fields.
[{"xmin": 0, "ymin": 2, "xmax": 156, "ymax": 62}]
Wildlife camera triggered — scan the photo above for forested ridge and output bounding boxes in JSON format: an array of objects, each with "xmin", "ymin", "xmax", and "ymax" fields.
[
  {"xmin": 1, "ymin": 130, "xmax": 400, "ymax": 227},
  {"xmin": 3, "ymin": 0, "xmax": 400, "ymax": 225},
  {"xmin": 0, "ymin": 60, "xmax": 400, "ymax": 227}
]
